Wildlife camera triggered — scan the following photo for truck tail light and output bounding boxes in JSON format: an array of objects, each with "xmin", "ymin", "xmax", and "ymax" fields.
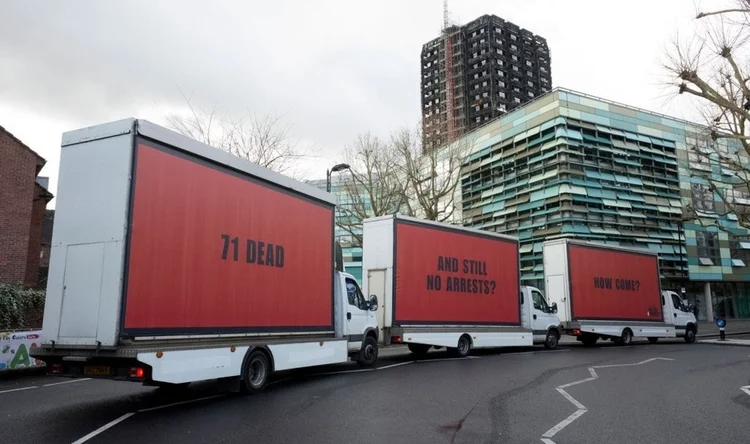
[
  {"xmin": 572, "ymin": 329, "xmax": 581, "ymax": 336},
  {"xmin": 391, "ymin": 336, "xmax": 403, "ymax": 344},
  {"xmin": 129, "ymin": 367, "xmax": 145, "ymax": 379}
]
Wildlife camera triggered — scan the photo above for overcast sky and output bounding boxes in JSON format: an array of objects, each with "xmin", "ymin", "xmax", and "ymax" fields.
[{"xmin": 0, "ymin": 0, "xmax": 725, "ymax": 206}]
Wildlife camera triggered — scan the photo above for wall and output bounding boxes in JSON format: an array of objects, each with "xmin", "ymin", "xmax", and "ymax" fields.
[{"xmin": 0, "ymin": 129, "xmax": 40, "ymax": 286}]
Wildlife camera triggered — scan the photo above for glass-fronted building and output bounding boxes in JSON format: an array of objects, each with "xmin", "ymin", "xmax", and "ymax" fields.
[
  {"xmin": 459, "ymin": 87, "xmax": 750, "ymax": 320},
  {"xmin": 308, "ymin": 176, "xmax": 365, "ymax": 281}
]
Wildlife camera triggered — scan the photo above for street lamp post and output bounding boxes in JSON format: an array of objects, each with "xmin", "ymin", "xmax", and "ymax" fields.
[{"xmin": 326, "ymin": 163, "xmax": 351, "ymax": 192}]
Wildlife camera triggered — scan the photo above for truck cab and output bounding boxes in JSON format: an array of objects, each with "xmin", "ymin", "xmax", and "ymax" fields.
[
  {"xmin": 335, "ymin": 271, "xmax": 380, "ymax": 365},
  {"xmin": 660, "ymin": 290, "xmax": 698, "ymax": 343},
  {"xmin": 520, "ymin": 286, "xmax": 562, "ymax": 349}
]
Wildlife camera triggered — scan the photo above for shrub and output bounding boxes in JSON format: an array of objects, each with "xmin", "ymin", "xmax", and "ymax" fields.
[{"xmin": 0, "ymin": 283, "xmax": 45, "ymax": 331}]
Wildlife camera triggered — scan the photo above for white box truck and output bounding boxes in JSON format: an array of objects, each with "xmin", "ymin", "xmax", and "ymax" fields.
[
  {"xmin": 543, "ymin": 239, "xmax": 697, "ymax": 346},
  {"xmin": 362, "ymin": 215, "xmax": 562, "ymax": 358},
  {"xmin": 31, "ymin": 118, "xmax": 379, "ymax": 394}
]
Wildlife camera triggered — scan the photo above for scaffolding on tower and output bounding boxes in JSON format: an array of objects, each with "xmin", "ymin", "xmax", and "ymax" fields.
[{"xmin": 443, "ymin": 0, "xmax": 456, "ymax": 144}]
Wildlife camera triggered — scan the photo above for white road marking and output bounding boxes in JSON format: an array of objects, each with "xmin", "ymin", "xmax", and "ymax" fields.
[
  {"xmin": 43, "ymin": 378, "xmax": 91, "ymax": 387},
  {"xmin": 313, "ymin": 355, "xmax": 479, "ymax": 375},
  {"xmin": 542, "ymin": 409, "xmax": 586, "ymax": 438},
  {"xmin": 71, "ymin": 412, "xmax": 135, "ymax": 444},
  {"xmin": 540, "ymin": 357, "xmax": 675, "ymax": 444},
  {"xmin": 0, "ymin": 385, "xmax": 39, "ymax": 394},
  {"xmin": 137, "ymin": 394, "xmax": 225, "ymax": 413},
  {"xmin": 1, "ymin": 378, "xmax": 93, "ymax": 395},
  {"xmin": 741, "ymin": 385, "xmax": 750, "ymax": 397},
  {"xmin": 377, "ymin": 362, "xmax": 415, "ymax": 370}
]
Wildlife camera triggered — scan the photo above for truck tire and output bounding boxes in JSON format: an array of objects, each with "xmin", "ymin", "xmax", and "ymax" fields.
[
  {"xmin": 618, "ymin": 329, "xmax": 633, "ymax": 346},
  {"xmin": 241, "ymin": 350, "xmax": 270, "ymax": 395},
  {"xmin": 647, "ymin": 337, "xmax": 659, "ymax": 344},
  {"xmin": 684, "ymin": 326, "xmax": 696, "ymax": 344},
  {"xmin": 450, "ymin": 335, "xmax": 472, "ymax": 358},
  {"xmin": 356, "ymin": 335, "xmax": 378, "ymax": 367},
  {"xmin": 544, "ymin": 329, "xmax": 560, "ymax": 350},
  {"xmin": 407, "ymin": 343, "xmax": 431, "ymax": 359}
]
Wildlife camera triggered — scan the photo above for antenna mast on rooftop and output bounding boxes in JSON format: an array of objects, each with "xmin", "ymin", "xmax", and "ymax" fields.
[{"xmin": 443, "ymin": 0, "xmax": 450, "ymax": 31}]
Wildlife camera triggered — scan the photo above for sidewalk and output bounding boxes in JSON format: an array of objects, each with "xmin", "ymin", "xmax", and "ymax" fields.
[{"xmin": 697, "ymin": 319, "xmax": 750, "ymax": 337}]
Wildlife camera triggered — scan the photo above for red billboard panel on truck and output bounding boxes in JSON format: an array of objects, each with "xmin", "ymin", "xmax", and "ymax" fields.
[
  {"xmin": 393, "ymin": 219, "xmax": 520, "ymax": 325},
  {"xmin": 122, "ymin": 141, "xmax": 334, "ymax": 336},
  {"xmin": 567, "ymin": 243, "xmax": 663, "ymax": 322}
]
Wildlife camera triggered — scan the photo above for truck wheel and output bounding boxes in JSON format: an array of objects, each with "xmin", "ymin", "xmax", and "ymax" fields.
[
  {"xmin": 647, "ymin": 337, "xmax": 659, "ymax": 344},
  {"xmin": 619, "ymin": 329, "xmax": 633, "ymax": 346},
  {"xmin": 407, "ymin": 343, "xmax": 431, "ymax": 359},
  {"xmin": 544, "ymin": 330, "xmax": 559, "ymax": 350},
  {"xmin": 356, "ymin": 336, "xmax": 378, "ymax": 367},
  {"xmin": 241, "ymin": 350, "xmax": 270, "ymax": 395},
  {"xmin": 451, "ymin": 335, "xmax": 472, "ymax": 358},
  {"xmin": 684, "ymin": 326, "xmax": 696, "ymax": 344}
]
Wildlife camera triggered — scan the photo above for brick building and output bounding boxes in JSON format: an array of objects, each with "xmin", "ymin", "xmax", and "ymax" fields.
[{"xmin": 0, "ymin": 125, "xmax": 54, "ymax": 288}]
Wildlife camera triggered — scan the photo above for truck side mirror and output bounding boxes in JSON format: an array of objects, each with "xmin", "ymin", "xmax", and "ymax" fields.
[
  {"xmin": 550, "ymin": 302, "xmax": 558, "ymax": 314},
  {"xmin": 368, "ymin": 295, "xmax": 378, "ymax": 311}
]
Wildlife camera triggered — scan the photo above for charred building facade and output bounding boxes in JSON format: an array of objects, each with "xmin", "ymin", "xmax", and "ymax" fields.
[{"xmin": 421, "ymin": 14, "xmax": 552, "ymax": 151}]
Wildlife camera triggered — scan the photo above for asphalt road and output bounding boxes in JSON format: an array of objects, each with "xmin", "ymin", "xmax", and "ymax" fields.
[{"xmin": 1, "ymin": 341, "xmax": 748, "ymax": 444}]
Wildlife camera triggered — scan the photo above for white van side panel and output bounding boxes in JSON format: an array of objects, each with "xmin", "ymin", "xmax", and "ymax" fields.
[{"xmin": 401, "ymin": 331, "xmax": 533, "ymax": 349}]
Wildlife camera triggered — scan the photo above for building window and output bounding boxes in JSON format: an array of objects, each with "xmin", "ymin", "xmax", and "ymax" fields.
[
  {"xmin": 691, "ymin": 184, "xmax": 715, "ymax": 212},
  {"xmin": 730, "ymin": 235, "xmax": 750, "ymax": 266},
  {"xmin": 512, "ymin": 55, "xmax": 518, "ymax": 61},
  {"xmin": 511, "ymin": 34, "xmax": 517, "ymax": 40},
  {"xmin": 526, "ymin": 60, "xmax": 533, "ymax": 67},
  {"xmin": 496, "ymin": 48, "xmax": 503, "ymax": 55},
  {"xmin": 696, "ymin": 231, "xmax": 719, "ymax": 264},
  {"xmin": 511, "ymin": 44, "xmax": 518, "ymax": 51},
  {"xmin": 514, "ymin": 97, "xmax": 521, "ymax": 104},
  {"xmin": 498, "ymin": 91, "xmax": 506, "ymax": 98}
]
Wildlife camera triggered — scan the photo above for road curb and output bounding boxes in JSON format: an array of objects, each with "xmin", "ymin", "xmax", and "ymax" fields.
[
  {"xmin": 697, "ymin": 331, "xmax": 750, "ymax": 339},
  {"xmin": 697, "ymin": 340, "xmax": 750, "ymax": 347}
]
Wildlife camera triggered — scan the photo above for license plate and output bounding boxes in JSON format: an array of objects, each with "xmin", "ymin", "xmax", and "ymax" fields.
[{"xmin": 84, "ymin": 365, "xmax": 111, "ymax": 376}]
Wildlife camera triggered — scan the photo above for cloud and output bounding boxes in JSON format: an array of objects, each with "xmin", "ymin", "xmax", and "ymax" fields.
[{"xmin": 0, "ymin": 0, "xmax": 731, "ymax": 200}]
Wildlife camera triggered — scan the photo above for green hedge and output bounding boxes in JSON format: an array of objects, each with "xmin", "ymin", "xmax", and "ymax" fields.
[{"xmin": 0, "ymin": 284, "xmax": 45, "ymax": 331}]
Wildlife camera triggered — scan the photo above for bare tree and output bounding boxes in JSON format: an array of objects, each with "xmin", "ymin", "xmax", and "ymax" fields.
[
  {"xmin": 165, "ymin": 93, "xmax": 310, "ymax": 178},
  {"xmin": 393, "ymin": 125, "xmax": 470, "ymax": 223},
  {"xmin": 335, "ymin": 133, "xmax": 406, "ymax": 245},
  {"xmin": 665, "ymin": 1, "xmax": 750, "ymax": 228}
]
